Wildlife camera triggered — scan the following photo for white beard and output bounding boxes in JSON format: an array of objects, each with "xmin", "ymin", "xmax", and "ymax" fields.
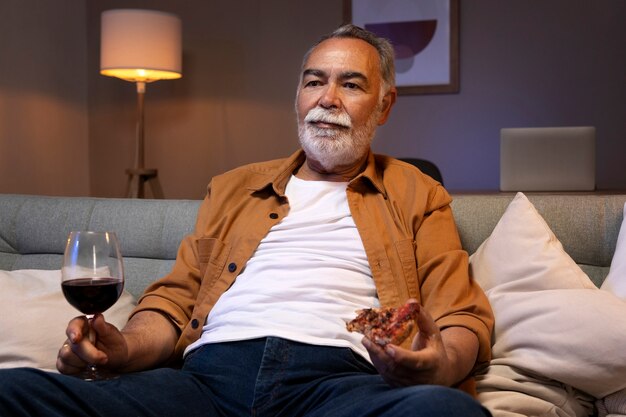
[{"xmin": 297, "ymin": 106, "xmax": 381, "ymax": 171}]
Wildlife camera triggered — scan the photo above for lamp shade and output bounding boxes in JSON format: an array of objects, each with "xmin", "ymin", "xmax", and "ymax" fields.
[{"xmin": 100, "ymin": 9, "xmax": 182, "ymax": 82}]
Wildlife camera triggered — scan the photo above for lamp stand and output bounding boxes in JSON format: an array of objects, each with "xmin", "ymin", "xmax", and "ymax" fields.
[{"xmin": 125, "ymin": 81, "xmax": 163, "ymax": 198}]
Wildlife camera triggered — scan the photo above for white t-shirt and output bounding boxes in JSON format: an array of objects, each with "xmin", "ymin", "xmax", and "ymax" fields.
[{"xmin": 185, "ymin": 175, "xmax": 379, "ymax": 360}]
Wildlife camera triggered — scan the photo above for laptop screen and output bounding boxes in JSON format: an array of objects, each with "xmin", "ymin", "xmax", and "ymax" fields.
[{"xmin": 500, "ymin": 126, "xmax": 596, "ymax": 191}]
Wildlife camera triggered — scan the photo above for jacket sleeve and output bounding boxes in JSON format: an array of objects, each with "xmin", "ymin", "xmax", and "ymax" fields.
[{"xmin": 415, "ymin": 185, "xmax": 494, "ymax": 367}]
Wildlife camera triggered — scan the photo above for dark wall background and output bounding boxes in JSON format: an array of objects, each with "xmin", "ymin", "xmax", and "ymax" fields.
[
  {"xmin": 375, "ymin": 1, "xmax": 626, "ymax": 191},
  {"xmin": 0, "ymin": 0, "xmax": 90, "ymax": 196},
  {"xmin": 1, "ymin": 1, "xmax": 624, "ymax": 198}
]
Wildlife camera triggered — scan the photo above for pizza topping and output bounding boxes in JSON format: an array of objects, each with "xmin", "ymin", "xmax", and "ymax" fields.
[{"xmin": 346, "ymin": 301, "xmax": 420, "ymax": 346}]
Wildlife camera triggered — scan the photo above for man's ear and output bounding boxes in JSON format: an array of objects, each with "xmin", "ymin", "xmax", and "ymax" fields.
[{"xmin": 377, "ymin": 87, "xmax": 397, "ymax": 125}]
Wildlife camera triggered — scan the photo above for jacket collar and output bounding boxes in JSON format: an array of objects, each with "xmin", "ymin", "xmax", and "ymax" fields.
[
  {"xmin": 354, "ymin": 150, "xmax": 387, "ymax": 198},
  {"xmin": 246, "ymin": 148, "xmax": 387, "ymax": 198}
]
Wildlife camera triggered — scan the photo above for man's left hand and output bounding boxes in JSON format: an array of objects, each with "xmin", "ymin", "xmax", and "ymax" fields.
[{"xmin": 362, "ymin": 305, "xmax": 478, "ymax": 387}]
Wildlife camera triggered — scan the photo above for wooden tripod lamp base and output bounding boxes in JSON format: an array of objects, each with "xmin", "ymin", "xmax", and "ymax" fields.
[{"xmin": 125, "ymin": 168, "xmax": 164, "ymax": 199}]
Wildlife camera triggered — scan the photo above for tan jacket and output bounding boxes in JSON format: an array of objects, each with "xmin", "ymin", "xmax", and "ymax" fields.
[{"xmin": 133, "ymin": 149, "xmax": 493, "ymax": 372}]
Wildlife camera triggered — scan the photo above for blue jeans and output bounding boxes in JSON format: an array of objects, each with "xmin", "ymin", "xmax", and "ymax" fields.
[{"xmin": 0, "ymin": 337, "xmax": 491, "ymax": 417}]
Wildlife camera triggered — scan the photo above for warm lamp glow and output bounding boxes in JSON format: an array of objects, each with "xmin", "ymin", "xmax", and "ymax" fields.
[
  {"xmin": 100, "ymin": 68, "xmax": 181, "ymax": 81},
  {"xmin": 99, "ymin": 8, "xmax": 182, "ymax": 198},
  {"xmin": 100, "ymin": 9, "xmax": 182, "ymax": 83}
]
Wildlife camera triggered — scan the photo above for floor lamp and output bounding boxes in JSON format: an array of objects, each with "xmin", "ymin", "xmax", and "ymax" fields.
[{"xmin": 100, "ymin": 9, "xmax": 182, "ymax": 198}]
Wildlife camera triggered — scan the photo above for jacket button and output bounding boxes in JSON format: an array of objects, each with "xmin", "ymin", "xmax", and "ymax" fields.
[
  {"xmin": 191, "ymin": 319, "xmax": 199, "ymax": 329},
  {"xmin": 228, "ymin": 262, "xmax": 237, "ymax": 272},
  {"xmin": 269, "ymin": 212, "xmax": 279, "ymax": 219}
]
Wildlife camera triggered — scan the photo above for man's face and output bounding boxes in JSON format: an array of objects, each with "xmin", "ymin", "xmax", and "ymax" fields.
[{"xmin": 296, "ymin": 37, "xmax": 395, "ymax": 172}]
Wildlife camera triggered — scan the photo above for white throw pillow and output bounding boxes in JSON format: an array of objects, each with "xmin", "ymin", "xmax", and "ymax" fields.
[
  {"xmin": 596, "ymin": 202, "xmax": 626, "ymax": 417},
  {"xmin": 470, "ymin": 193, "xmax": 626, "ymax": 416},
  {"xmin": 601, "ymin": 202, "xmax": 626, "ymax": 299},
  {"xmin": 0, "ymin": 269, "xmax": 136, "ymax": 372}
]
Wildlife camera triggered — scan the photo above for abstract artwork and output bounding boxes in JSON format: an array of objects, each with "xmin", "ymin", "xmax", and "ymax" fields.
[{"xmin": 345, "ymin": 0, "xmax": 459, "ymax": 95}]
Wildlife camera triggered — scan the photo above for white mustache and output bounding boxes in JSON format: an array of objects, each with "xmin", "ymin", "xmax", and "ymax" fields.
[{"xmin": 304, "ymin": 107, "xmax": 352, "ymax": 128}]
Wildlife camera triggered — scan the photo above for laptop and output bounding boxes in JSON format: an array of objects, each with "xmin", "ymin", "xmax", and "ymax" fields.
[{"xmin": 500, "ymin": 126, "xmax": 596, "ymax": 191}]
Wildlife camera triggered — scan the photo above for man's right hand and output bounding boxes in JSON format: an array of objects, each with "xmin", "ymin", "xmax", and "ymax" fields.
[
  {"xmin": 57, "ymin": 310, "xmax": 179, "ymax": 375},
  {"xmin": 56, "ymin": 313, "xmax": 128, "ymax": 375}
]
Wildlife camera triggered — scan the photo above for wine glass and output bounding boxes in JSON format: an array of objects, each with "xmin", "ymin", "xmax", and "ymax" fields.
[{"xmin": 61, "ymin": 231, "xmax": 125, "ymax": 380}]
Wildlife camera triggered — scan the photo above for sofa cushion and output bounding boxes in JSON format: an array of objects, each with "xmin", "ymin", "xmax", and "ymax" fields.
[
  {"xmin": 475, "ymin": 364, "xmax": 594, "ymax": 417},
  {"xmin": 0, "ymin": 194, "xmax": 202, "ymax": 299},
  {"xmin": 596, "ymin": 202, "xmax": 626, "ymax": 417},
  {"xmin": 601, "ymin": 202, "xmax": 626, "ymax": 299},
  {"xmin": 470, "ymin": 193, "xmax": 626, "ymax": 416},
  {"xmin": 0, "ymin": 269, "xmax": 136, "ymax": 372}
]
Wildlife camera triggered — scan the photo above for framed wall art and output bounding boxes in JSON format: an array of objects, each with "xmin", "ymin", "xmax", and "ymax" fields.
[{"xmin": 343, "ymin": 0, "xmax": 459, "ymax": 95}]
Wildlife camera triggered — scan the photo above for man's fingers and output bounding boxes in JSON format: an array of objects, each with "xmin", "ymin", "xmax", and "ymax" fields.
[
  {"xmin": 411, "ymin": 306, "xmax": 444, "ymax": 351},
  {"xmin": 89, "ymin": 313, "xmax": 111, "ymax": 341},
  {"xmin": 363, "ymin": 337, "xmax": 398, "ymax": 373},
  {"xmin": 66, "ymin": 316, "xmax": 90, "ymax": 344},
  {"xmin": 57, "ymin": 340, "xmax": 85, "ymax": 374},
  {"xmin": 415, "ymin": 306, "xmax": 438, "ymax": 336},
  {"xmin": 58, "ymin": 315, "xmax": 109, "ymax": 375}
]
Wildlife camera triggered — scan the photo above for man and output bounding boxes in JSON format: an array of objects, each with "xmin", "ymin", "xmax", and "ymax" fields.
[{"xmin": 0, "ymin": 25, "xmax": 493, "ymax": 416}]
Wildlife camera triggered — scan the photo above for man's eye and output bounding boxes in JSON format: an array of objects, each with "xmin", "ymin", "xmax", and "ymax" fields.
[
  {"xmin": 305, "ymin": 80, "xmax": 322, "ymax": 87},
  {"xmin": 344, "ymin": 82, "xmax": 359, "ymax": 89}
]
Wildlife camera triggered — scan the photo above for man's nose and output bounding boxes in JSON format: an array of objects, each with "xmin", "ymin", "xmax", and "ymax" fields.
[{"xmin": 318, "ymin": 84, "xmax": 341, "ymax": 109}]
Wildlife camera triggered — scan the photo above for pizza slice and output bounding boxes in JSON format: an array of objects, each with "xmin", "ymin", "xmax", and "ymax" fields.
[{"xmin": 346, "ymin": 301, "xmax": 420, "ymax": 346}]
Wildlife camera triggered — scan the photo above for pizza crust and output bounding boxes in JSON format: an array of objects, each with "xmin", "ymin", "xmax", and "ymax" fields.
[{"xmin": 346, "ymin": 301, "xmax": 420, "ymax": 346}]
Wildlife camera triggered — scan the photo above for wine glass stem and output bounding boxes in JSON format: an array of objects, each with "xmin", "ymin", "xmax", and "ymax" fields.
[
  {"xmin": 87, "ymin": 314, "xmax": 96, "ymax": 344},
  {"xmin": 85, "ymin": 315, "xmax": 98, "ymax": 379}
]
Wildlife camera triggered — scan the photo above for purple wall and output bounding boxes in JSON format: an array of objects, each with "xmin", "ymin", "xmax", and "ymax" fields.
[
  {"xmin": 374, "ymin": 1, "xmax": 626, "ymax": 191},
  {"xmin": 2, "ymin": 1, "xmax": 623, "ymax": 198}
]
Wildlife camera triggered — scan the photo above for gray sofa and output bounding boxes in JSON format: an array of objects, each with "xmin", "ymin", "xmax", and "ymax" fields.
[
  {"xmin": 452, "ymin": 193, "xmax": 626, "ymax": 287},
  {"xmin": 0, "ymin": 194, "xmax": 201, "ymax": 299},
  {"xmin": 2, "ymin": 192, "xmax": 625, "ymax": 416},
  {"xmin": 2, "ymin": 192, "xmax": 623, "ymax": 295}
]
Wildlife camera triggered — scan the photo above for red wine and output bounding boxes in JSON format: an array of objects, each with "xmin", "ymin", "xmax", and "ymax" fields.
[{"xmin": 62, "ymin": 278, "xmax": 123, "ymax": 315}]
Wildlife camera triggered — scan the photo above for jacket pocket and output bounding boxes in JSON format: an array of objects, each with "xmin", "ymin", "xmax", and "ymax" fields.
[
  {"xmin": 395, "ymin": 239, "xmax": 419, "ymax": 300},
  {"xmin": 196, "ymin": 237, "xmax": 228, "ymax": 280}
]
